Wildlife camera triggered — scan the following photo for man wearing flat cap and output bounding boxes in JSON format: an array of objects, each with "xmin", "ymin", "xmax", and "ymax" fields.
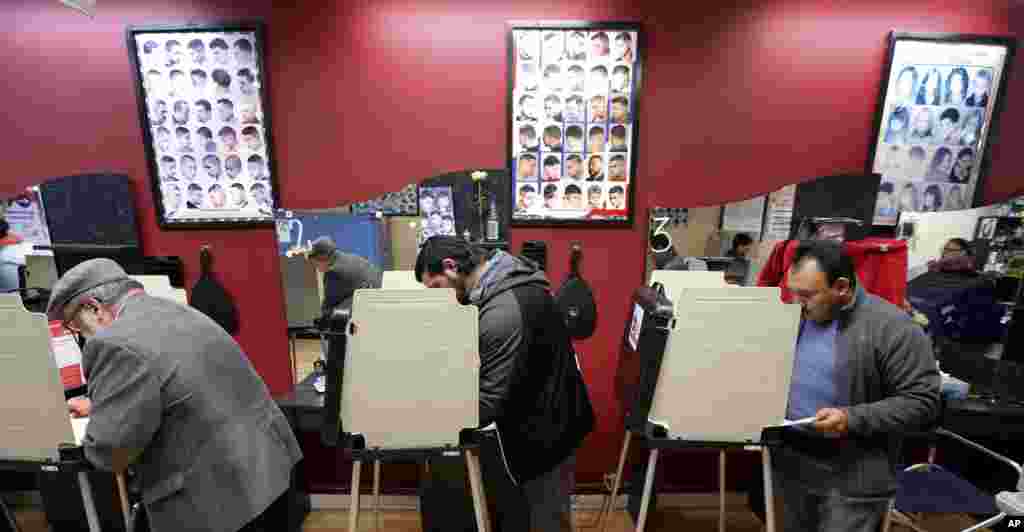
[
  {"xmin": 305, "ymin": 236, "xmax": 383, "ymax": 321},
  {"xmin": 48, "ymin": 259, "xmax": 302, "ymax": 532}
]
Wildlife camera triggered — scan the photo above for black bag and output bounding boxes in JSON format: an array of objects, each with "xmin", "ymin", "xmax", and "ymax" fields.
[
  {"xmin": 190, "ymin": 246, "xmax": 240, "ymax": 335},
  {"xmin": 555, "ymin": 243, "xmax": 597, "ymax": 340}
]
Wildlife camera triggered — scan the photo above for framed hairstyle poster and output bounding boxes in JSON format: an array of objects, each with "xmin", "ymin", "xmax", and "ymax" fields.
[
  {"xmin": 127, "ymin": 22, "xmax": 279, "ymax": 229},
  {"xmin": 508, "ymin": 22, "xmax": 642, "ymax": 227},
  {"xmin": 869, "ymin": 32, "xmax": 1016, "ymax": 226}
]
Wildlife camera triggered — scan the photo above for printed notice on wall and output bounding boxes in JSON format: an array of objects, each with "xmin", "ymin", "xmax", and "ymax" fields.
[{"xmin": 762, "ymin": 185, "xmax": 796, "ymax": 241}]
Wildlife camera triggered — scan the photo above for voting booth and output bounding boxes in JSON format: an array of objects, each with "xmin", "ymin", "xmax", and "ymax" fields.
[
  {"xmin": 316, "ymin": 288, "xmax": 490, "ymax": 532},
  {"xmin": 0, "ymin": 294, "xmax": 132, "ymax": 532},
  {"xmin": 604, "ymin": 274, "xmax": 801, "ymax": 532}
]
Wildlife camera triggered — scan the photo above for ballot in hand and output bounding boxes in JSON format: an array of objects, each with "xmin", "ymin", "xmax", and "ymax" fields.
[
  {"xmin": 811, "ymin": 407, "xmax": 849, "ymax": 436},
  {"xmin": 68, "ymin": 397, "xmax": 92, "ymax": 419}
]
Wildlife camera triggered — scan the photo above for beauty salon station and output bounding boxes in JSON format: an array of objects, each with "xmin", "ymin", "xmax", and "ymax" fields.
[{"xmin": 3, "ymin": 3, "xmax": 1024, "ymax": 532}]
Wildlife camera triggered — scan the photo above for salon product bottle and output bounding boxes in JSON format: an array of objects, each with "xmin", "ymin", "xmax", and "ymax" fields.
[{"xmin": 486, "ymin": 198, "xmax": 500, "ymax": 241}]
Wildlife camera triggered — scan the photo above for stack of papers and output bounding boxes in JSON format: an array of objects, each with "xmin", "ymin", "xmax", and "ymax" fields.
[{"xmin": 71, "ymin": 417, "xmax": 89, "ymax": 446}]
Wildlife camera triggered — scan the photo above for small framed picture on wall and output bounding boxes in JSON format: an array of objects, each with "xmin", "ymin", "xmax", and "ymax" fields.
[
  {"xmin": 868, "ymin": 32, "xmax": 1016, "ymax": 226},
  {"xmin": 508, "ymin": 21, "xmax": 643, "ymax": 227},
  {"xmin": 127, "ymin": 22, "xmax": 280, "ymax": 229}
]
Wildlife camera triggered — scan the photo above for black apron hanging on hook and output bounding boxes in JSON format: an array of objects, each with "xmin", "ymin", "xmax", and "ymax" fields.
[
  {"xmin": 190, "ymin": 245, "xmax": 240, "ymax": 335},
  {"xmin": 555, "ymin": 243, "xmax": 597, "ymax": 340}
]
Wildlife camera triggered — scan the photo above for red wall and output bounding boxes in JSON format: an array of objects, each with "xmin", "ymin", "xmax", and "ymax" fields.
[
  {"xmin": 0, "ymin": 0, "xmax": 293, "ymax": 396},
  {"xmin": 1, "ymin": 0, "xmax": 1021, "ymax": 484},
  {"xmin": 266, "ymin": 0, "xmax": 1019, "ymax": 480}
]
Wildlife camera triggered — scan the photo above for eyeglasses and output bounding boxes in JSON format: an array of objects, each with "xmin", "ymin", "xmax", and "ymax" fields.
[{"xmin": 62, "ymin": 300, "xmax": 101, "ymax": 335}]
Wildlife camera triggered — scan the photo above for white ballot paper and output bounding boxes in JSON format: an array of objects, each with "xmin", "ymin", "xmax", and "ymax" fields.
[{"xmin": 71, "ymin": 417, "xmax": 89, "ymax": 446}]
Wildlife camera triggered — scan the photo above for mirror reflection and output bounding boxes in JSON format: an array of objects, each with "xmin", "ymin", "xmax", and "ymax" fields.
[{"xmin": 274, "ymin": 170, "xmax": 511, "ymax": 385}]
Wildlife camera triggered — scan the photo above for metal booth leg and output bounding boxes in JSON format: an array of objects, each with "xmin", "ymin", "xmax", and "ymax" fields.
[
  {"xmin": 372, "ymin": 460, "xmax": 381, "ymax": 532},
  {"xmin": 634, "ymin": 449, "xmax": 660, "ymax": 532},
  {"xmin": 719, "ymin": 450, "xmax": 727, "ymax": 532},
  {"xmin": 348, "ymin": 460, "xmax": 362, "ymax": 532},
  {"xmin": 464, "ymin": 449, "xmax": 492, "ymax": 532},
  {"xmin": 600, "ymin": 431, "xmax": 633, "ymax": 532},
  {"xmin": 761, "ymin": 447, "xmax": 776, "ymax": 532},
  {"xmin": 76, "ymin": 472, "xmax": 102, "ymax": 532}
]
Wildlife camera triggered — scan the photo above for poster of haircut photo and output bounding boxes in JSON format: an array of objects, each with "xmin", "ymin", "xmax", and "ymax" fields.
[
  {"xmin": 418, "ymin": 186, "xmax": 456, "ymax": 244},
  {"xmin": 509, "ymin": 23, "xmax": 641, "ymax": 226},
  {"xmin": 127, "ymin": 23, "xmax": 279, "ymax": 228},
  {"xmin": 869, "ymin": 32, "xmax": 1016, "ymax": 226}
]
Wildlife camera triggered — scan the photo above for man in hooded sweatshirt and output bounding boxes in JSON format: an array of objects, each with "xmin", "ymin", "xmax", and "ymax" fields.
[{"xmin": 415, "ymin": 236, "xmax": 594, "ymax": 532}]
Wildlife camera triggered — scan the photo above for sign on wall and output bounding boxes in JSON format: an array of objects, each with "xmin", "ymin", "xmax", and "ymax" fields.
[
  {"xmin": 869, "ymin": 32, "xmax": 1016, "ymax": 225},
  {"xmin": 127, "ymin": 22, "xmax": 280, "ymax": 229},
  {"xmin": 508, "ymin": 22, "xmax": 642, "ymax": 227}
]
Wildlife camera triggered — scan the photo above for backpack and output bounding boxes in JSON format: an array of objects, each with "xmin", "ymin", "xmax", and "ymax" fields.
[{"xmin": 554, "ymin": 244, "xmax": 597, "ymax": 340}]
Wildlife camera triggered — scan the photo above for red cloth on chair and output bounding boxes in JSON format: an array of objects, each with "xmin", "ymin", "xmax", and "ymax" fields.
[{"xmin": 757, "ymin": 238, "xmax": 907, "ymax": 306}]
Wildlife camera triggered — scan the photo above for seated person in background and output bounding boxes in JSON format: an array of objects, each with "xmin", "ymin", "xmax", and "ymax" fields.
[
  {"xmin": 724, "ymin": 233, "xmax": 753, "ymax": 285},
  {"xmin": 747, "ymin": 241, "xmax": 940, "ymax": 531},
  {"xmin": 929, "ymin": 237, "xmax": 975, "ymax": 273},
  {"xmin": 0, "ymin": 218, "xmax": 30, "ymax": 292},
  {"xmin": 415, "ymin": 236, "xmax": 594, "ymax": 532},
  {"xmin": 906, "ymin": 237, "xmax": 976, "ymax": 282},
  {"xmin": 650, "ymin": 233, "xmax": 708, "ymax": 271},
  {"xmin": 306, "ymin": 236, "xmax": 383, "ymax": 323}
]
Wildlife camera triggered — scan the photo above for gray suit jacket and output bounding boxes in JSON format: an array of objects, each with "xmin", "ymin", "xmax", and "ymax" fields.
[{"xmin": 80, "ymin": 294, "xmax": 303, "ymax": 532}]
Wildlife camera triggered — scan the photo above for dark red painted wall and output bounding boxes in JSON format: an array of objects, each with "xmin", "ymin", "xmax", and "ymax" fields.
[
  {"xmin": 0, "ymin": 0, "xmax": 293, "ymax": 396},
  {"xmin": 265, "ymin": 0, "xmax": 1019, "ymax": 481},
  {"xmin": 1, "ymin": 0, "xmax": 1020, "ymax": 484}
]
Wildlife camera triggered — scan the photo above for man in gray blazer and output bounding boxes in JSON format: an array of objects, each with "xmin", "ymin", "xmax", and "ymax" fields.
[{"xmin": 47, "ymin": 259, "xmax": 302, "ymax": 532}]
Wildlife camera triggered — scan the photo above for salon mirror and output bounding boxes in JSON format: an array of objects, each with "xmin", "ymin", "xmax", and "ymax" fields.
[
  {"xmin": 644, "ymin": 173, "xmax": 1024, "ymax": 292},
  {"xmin": 274, "ymin": 169, "xmax": 512, "ymax": 333}
]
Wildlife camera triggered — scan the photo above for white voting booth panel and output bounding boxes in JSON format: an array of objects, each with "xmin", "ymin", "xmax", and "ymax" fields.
[
  {"xmin": 649, "ymin": 270, "xmax": 728, "ymax": 309},
  {"xmin": 648, "ymin": 286, "xmax": 800, "ymax": 443},
  {"xmin": 0, "ymin": 294, "xmax": 78, "ymax": 461},
  {"xmin": 131, "ymin": 275, "xmax": 188, "ymax": 304},
  {"xmin": 381, "ymin": 270, "xmax": 425, "ymax": 290},
  {"xmin": 342, "ymin": 288, "xmax": 479, "ymax": 449}
]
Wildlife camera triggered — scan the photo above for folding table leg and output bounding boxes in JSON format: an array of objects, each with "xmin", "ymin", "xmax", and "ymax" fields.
[
  {"xmin": 634, "ymin": 449, "xmax": 659, "ymax": 532},
  {"xmin": 600, "ymin": 431, "xmax": 632, "ymax": 532},
  {"xmin": 761, "ymin": 447, "xmax": 775, "ymax": 532},
  {"xmin": 464, "ymin": 449, "xmax": 491, "ymax": 532},
  {"xmin": 77, "ymin": 472, "xmax": 102, "ymax": 532},
  {"xmin": 349, "ymin": 460, "xmax": 362, "ymax": 532}
]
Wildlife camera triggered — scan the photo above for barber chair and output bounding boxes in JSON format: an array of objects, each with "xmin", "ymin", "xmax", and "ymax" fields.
[{"xmin": 884, "ymin": 399, "xmax": 1024, "ymax": 532}]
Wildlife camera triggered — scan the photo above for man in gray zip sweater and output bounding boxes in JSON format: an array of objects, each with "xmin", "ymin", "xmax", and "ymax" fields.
[{"xmin": 761, "ymin": 240, "xmax": 940, "ymax": 531}]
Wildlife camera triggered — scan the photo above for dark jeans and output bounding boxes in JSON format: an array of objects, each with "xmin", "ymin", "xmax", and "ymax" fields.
[
  {"xmin": 746, "ymin": 460, "xmax": 890, "ymax": 532},
  {"xmin": 478, "ymin": 431, "xmax": 574, "ymax": 532},
  {"xmin": 776, "ymin": 473, "xmax": 889, "ymax": 532}
]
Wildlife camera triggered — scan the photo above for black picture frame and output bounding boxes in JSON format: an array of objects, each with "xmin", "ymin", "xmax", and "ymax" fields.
[
  {"xmin": 126, "ymin": 21, "xmax": 281, "ymax": 229},
  {"xmin": 507, "ymin": 21, "xmax": 642, "ymax": 228},
  {"xmin": 867, "ymin": 31, "xmax": 1017, "ymax": 224}
]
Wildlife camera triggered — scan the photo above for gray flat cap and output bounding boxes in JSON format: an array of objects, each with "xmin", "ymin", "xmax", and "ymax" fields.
[
  {"xmin": 308, "ymin": 236, "xmax": 337, "ymax": 260},
  {"xmin": 46, "ymin": 258, "xmax": 131, "ymax": 321}
]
